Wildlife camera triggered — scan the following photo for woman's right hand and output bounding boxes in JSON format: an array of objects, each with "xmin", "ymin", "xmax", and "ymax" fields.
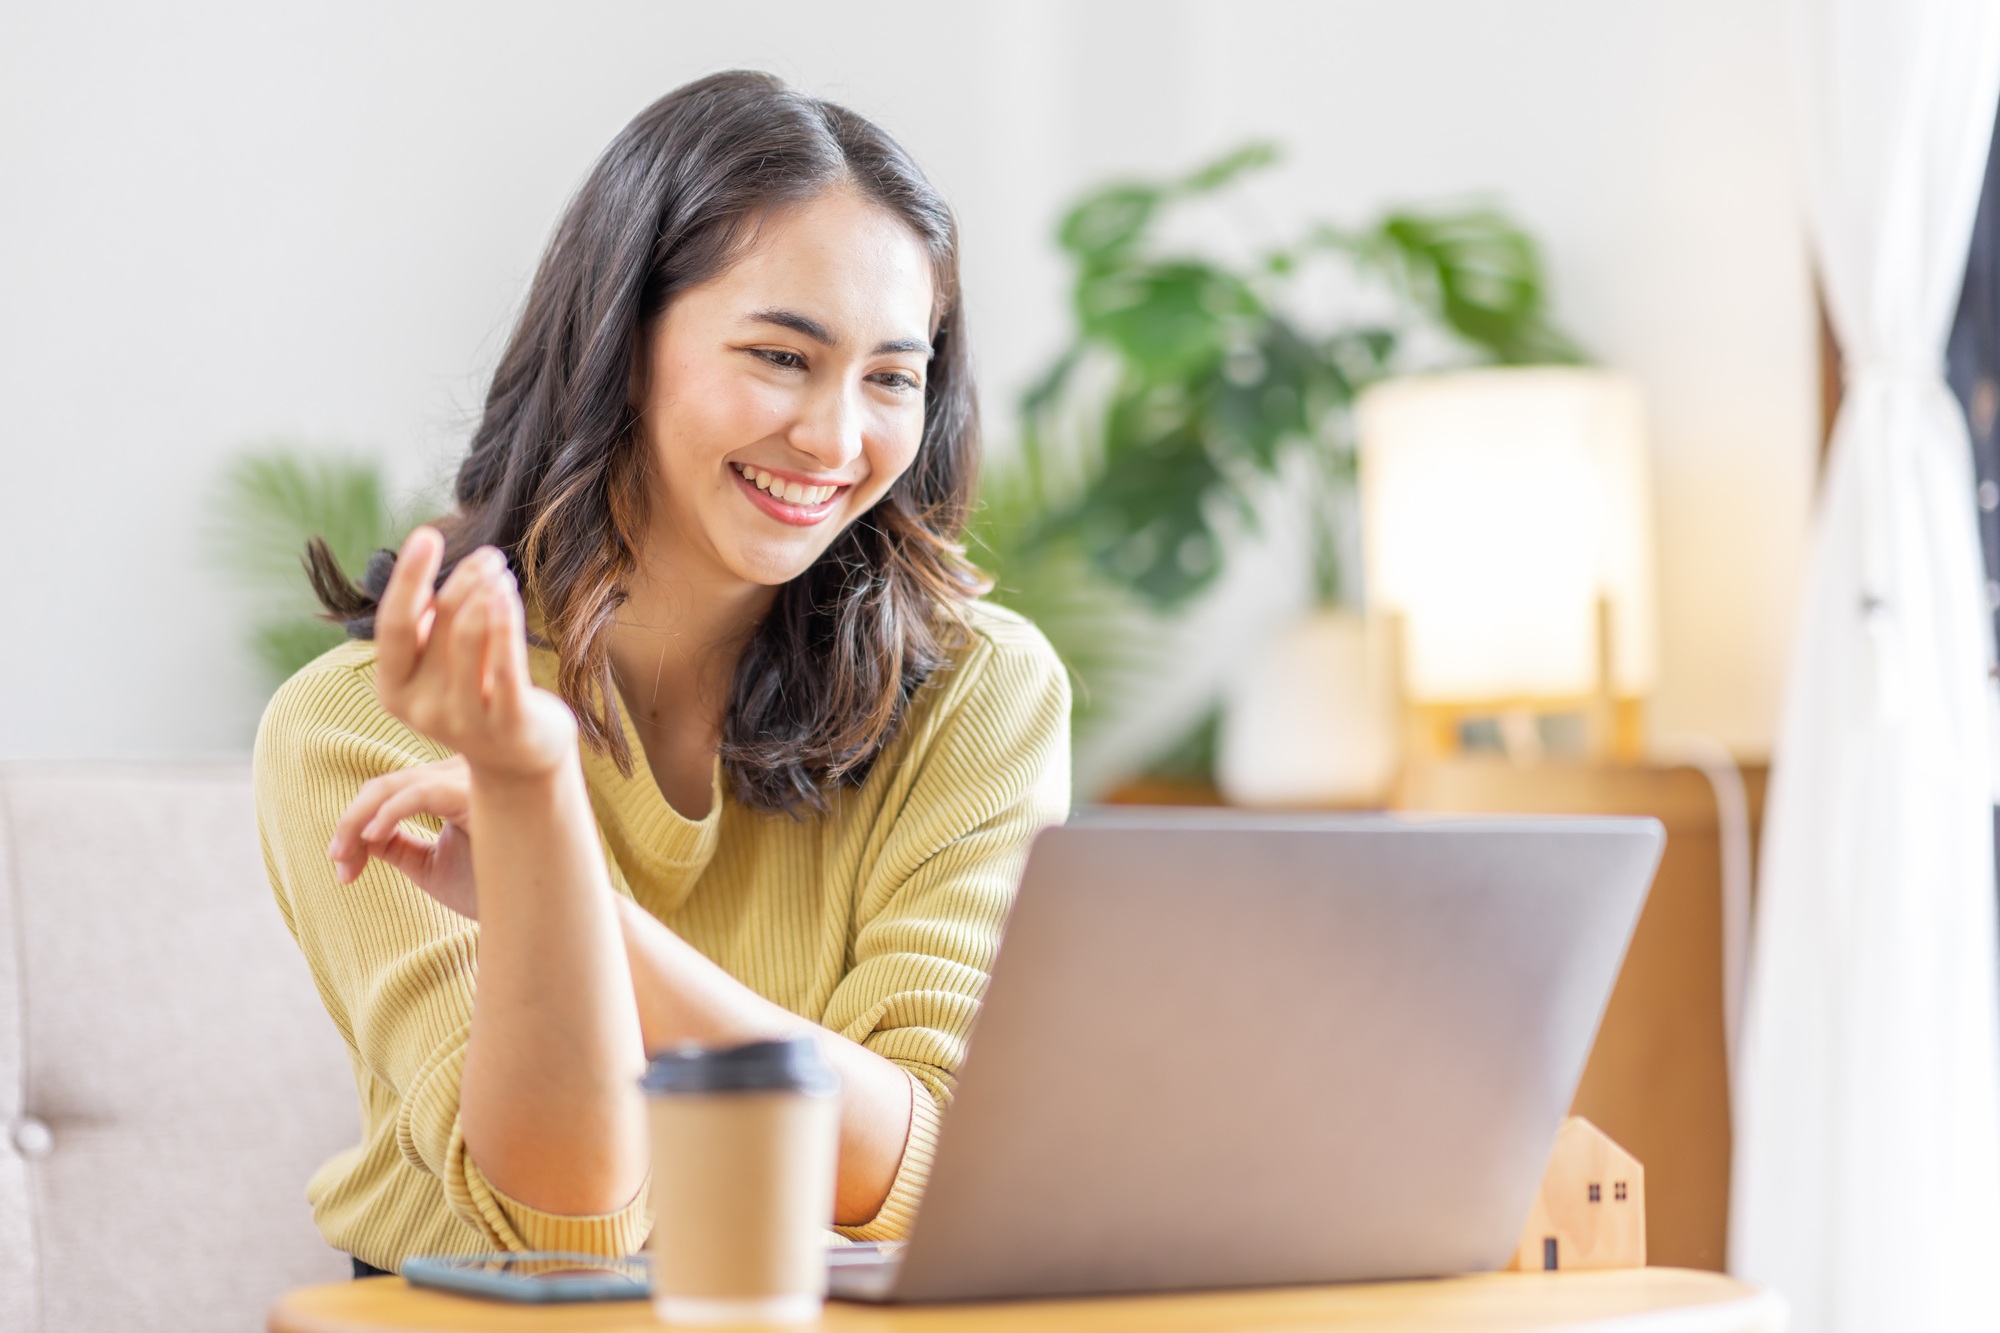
[
  {"xmin": 327, "ymin": 756, "xmax": 481, "ymax": 920},
  {"xmin": 372, "ymin": 527, "xmax": 578, "ymax": 782}
]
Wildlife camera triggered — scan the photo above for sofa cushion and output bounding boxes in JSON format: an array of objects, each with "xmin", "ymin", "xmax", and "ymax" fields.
[{"xmin": 0, "ymin": 763, "xmax": 356, "ymax": 1332}]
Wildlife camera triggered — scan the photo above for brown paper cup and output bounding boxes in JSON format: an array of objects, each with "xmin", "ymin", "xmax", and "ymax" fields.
[{"xmin": 642, "ymin": 1037, "xmax": 840, "ymax": 1325}]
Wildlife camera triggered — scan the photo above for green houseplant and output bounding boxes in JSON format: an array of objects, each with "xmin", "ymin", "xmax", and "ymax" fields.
[
  {"xmin": 207, "ymin": 447, "xmax": 426, "ymax": 686},
  {"xmin": 972, "ymin": 144, "xmax": 1581, "ymax": 787}
]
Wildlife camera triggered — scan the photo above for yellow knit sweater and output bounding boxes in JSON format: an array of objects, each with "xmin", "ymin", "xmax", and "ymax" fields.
[{"xmin": 253, "ymin": 600, "xmax": 1070, "ymax": 1272}]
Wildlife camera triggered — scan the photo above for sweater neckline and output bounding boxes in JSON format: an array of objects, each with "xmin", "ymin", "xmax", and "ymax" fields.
[{"xmin": 529, "ymin": 644, "xmax": 723, "ymax": 914}]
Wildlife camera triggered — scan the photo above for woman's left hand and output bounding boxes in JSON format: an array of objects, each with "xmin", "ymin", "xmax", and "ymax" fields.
[{"xmin": 327, "ymin": 756, "xmax": 480, "ymax": 921}]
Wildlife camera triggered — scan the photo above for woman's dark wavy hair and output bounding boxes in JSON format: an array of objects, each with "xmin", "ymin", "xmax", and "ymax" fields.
[{"xmin": 306, "ymin": 70, "xmax": 986, "ymax": 815}]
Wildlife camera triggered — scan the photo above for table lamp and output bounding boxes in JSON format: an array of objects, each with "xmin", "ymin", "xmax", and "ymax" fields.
[{"xmin": 1356, "ymin": 366, "xmax": 1657, "ymax": 762}]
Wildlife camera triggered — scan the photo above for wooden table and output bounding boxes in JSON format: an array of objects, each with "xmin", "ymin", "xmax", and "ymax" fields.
[{"xmin": 270, "ymin": 1268, "xmax": 1783, "ymax": 1332}]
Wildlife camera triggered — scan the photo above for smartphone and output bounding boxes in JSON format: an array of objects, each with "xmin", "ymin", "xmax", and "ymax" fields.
[{"xmin": 401, "ymin": 1252, "xmax": 651, "ymax": 1303}]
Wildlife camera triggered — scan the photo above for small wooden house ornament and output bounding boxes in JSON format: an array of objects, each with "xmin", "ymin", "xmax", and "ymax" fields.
[{"xmin": 1506, "ymin": 1116, "xmax": 1646, "ymax": 1272}]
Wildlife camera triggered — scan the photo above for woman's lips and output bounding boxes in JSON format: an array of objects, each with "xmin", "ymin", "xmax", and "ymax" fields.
[{"xmin": 730, "ymin": 462, "xmax": 844, "ymax": 527}]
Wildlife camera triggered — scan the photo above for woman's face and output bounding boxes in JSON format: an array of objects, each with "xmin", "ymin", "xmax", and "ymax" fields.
[{"xmin": 635, "ymin": 188, "xmax": 937, "ymax": 592}]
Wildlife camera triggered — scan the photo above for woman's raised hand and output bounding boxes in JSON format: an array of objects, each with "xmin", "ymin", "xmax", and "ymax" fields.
[{"xmin": 372, "ymin": 527, "xmax": 578, "ymax": 782}]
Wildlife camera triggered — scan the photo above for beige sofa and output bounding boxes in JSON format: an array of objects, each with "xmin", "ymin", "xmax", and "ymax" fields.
[{"xmin": 0, "ymin": 762, "xmax": 357, "ymax": 1332}]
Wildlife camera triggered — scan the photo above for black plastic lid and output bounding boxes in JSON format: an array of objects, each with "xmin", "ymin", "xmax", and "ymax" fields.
[{"xmin": 639, "ymin": 1035, "xmax": 840, "ymax": 1096}]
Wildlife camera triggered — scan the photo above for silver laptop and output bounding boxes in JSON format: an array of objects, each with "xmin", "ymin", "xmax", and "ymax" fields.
[{"xmin": 828, "ymin": 809, "xmax": 1662, "ymax": 1303}]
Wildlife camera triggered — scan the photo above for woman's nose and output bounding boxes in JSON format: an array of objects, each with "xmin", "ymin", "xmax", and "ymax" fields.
[{"xmin": 790, "ymin": 380, "xmax": 865, "ymax": 471}]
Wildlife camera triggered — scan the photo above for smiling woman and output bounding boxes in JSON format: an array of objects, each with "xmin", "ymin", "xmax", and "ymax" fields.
[{"xmin": 250, "ymin": 71, "xmax": 1070, "ymax": 1276}]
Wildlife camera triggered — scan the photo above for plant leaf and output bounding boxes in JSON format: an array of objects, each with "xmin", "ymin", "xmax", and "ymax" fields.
[
  {"xmin": 1077, "ymin": 259, "xmax": 1260, "ymax": 380},
  {"xmin": 1176, "ymin": 141, "xmax": 1281, "ymax": 195},
  {"xmin": 1377, "ymin": 209, "xmax": 1585, "ymax": 364},
  {"xmin": 206, "ymin": 445, "xmax": 423, "ymax": 686},
  {"xmin": 1058, "ymin": 184, "xmax": 1164, "ymax": 266}
]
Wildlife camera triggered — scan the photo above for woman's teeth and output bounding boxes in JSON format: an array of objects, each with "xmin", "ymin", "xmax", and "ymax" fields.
[{"xmin": 734, "ymin": 463, "xmax": 837, "ymax": 506}]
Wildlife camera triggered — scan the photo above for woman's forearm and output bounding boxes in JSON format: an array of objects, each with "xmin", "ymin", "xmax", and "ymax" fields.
[
  {"xmin": 614, "ymin": 896, "xmax": 914, "ymax": 1225},
  {"xmin": 459, "ymin": 762, "xmax": 650, "ymax": 1216}
]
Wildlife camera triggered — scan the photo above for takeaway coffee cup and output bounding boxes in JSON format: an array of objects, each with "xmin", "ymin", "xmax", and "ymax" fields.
[{"xmin": 641, "ymin": 1036, "xmax": 841, "ymax": 1325}]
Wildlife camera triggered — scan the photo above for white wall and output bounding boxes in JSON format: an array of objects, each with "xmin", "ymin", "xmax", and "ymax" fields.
[{"xmin": 0, "ymin": 0, "xmax": 1814, "ymax": 760}]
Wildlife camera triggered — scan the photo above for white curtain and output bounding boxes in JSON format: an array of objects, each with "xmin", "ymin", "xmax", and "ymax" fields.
[{"xmin": 1732, "ymin": 2, "xmax": 2000, "ymax": 1329}]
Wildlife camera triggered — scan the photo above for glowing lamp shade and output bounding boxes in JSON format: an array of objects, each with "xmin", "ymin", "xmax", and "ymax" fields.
[{"xmin": 1357, "ymin": 367, "xmax": 1657, "ymax": 705}]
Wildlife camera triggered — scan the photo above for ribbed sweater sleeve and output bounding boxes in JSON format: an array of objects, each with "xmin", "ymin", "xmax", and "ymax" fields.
[
  {"xmin": 254, "ymin": 650, "xmax": 648, "ymax": 1262},
  {"xmin": 823, "ymin": 618, "xmax": 1072, "ymax": 1241}
]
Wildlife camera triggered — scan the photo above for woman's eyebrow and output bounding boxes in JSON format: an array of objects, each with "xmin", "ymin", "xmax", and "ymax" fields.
[
  {"xmin": 747, "ymin": 308, "xmax": 932, "ymax": 358},
  {"xmin": 749, "ymin": 308, "xmax": 834, "ymax": 344}
]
